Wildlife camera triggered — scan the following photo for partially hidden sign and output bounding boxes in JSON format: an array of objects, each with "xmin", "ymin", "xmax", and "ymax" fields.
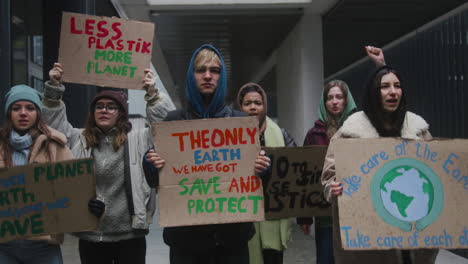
[
  {"xmin": 263, "ymin": 146, "xmax": 331, "ymax": 220},
  {"xmin": 0, "ymin": 158, "xmax": 97, "ymax": 242},
  {"xmin": 334, "ymin": 138, "xmax": 468, "ymax": 250},
  {"xmin": 153, "ymin": 117, "xmax": 264, "ymax": 227},
  {"xmin": 59, "ymin": 12, "xmax": 155, "ymax": 89}
]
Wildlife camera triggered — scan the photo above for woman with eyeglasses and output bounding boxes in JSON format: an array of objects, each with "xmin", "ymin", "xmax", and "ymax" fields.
[
  {"xmin": 41, "ymin": 63, "xmax": 168, "ymax": 264},
  {"xmin": 0, "ymin": 85, "xmax": 73, "ymax": 264}
]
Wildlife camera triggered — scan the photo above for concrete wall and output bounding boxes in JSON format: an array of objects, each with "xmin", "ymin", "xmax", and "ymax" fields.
[{"xmin": 276, "ymin": 12, "xmax": 324, "ymax": 144}]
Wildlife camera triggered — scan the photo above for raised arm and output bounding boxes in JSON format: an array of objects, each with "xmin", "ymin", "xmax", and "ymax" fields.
[{"xmin": 42, "ymin": 63, "xmax": 83, "ymax": 149}]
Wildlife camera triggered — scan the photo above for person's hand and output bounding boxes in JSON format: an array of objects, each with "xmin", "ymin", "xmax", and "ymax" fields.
[
  {"xmin": 88, "ymin": 199, "xmax": 105, "ymax": 218},
  {"xmin": 146, "ymin": 149, "xmax": 165, "ymax": 169},
  {"xmin": 365, "ymin": 46, "xmax": 386, "ymax": 67},
  {"xmin": 330, "ymin": 181, "xmax": 343, "ymax": 197},
  {"xmin": 255, "ymin": 150, "xmax": 271, "ymax": 174},
  {"xmin": 49, "ymin": 62, "xmax": 63, "ymax": 86},
  {"xmin": 143, "ymin": 69, "xmax": 157, "ymax": 97},
  {"xmin": 301, "ymin": 224, "xmax": 311, "ymax": 235}
]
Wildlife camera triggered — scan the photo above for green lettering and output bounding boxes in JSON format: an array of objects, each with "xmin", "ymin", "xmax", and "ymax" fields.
[
  {"xmin": 14, "ymin": 218, "xmax": 29, "ymax": 236},
  {"xmin": 248, "ymin": 196, "xmax": 262, "ymax": 214},
  {"xmin": 216, "ymin": 197, "xmax": 227, "ymax": 212},
  {"xmin": 228, "ymin": 197, "xmax": 237, "ymax": 213},
  {"xmin": 95, "ymin": 62, "xmax": 103, "ymax": 74},
  {"xmin": 187, "ymin": 200, "xmax": 195, "ymax": 214},
  {"xmin": 0, "ymin": 191, "xmax": 10, "ymax": 206},
  {"xmin": 94, "ymin": 50, "xmax": 107, "ymax": 60},
  {"xmin": 205, "ymin": 198, "xmax": 215, "ymax": 213},
  {"xmin": 212, "ymin": 177, "xmax": 221, "ymax": 194},
  {"xmin": 0, "ymin": 220, "xmax": 15, "ymax": 237},
  {"xmin": 189, "ymin": 179, "xmax": 202, "ymax": 195},
  {"xmin": 179, "ymin": 178, "xmax": 189, "ymax": 195},
  {"xmin": 124, "ymin": 52, "xmax": 132, "ymax": 64},
  {"xmin": 84, "ymin": 159, "xmax": 93, "ymax": 174},
  {"xmin": 103, "ymin": 65, "xmax": 112, "ymax": 74},
  {"xmin": 65, "ymin": 163, "xmax": 76, "ymax": 177},
  {"xmin": 129, "ymin": 67, "xmax": 137, "ymax": 78},
  {"xmin": 54, "ymin": 164, "xmax": 64, "ymax": 179},
  {"xmin": 34, "ymin": 166, "xmax": 45, "ymax": 182},
  {"xmin": 87, "ymin": 61, "xmax": 94, "ymax": 74},
  {"xmin": 196, "ymin": 200, "xmax": 204, "ymax": 213},
  {"xmin": 121, "ymin": 66, "xmax": 128, "ymax": 76},
  {"xmin": 112, "ymin": 65, "xmax": 121, "ymax": 75},
  {"xmin": 107, "ymin": 50, "xmax": 115, "ymax": 61},
  {"xmin": 115, "ymin": 51, "xmax": 123, "ymax": 62},
  {"xmin": 30, "ymin": 214, "xmax": 44, "ymax": 234},
  {"xmin": 237, "ymin": 196, "xmax": 246, "ymax": 213}
]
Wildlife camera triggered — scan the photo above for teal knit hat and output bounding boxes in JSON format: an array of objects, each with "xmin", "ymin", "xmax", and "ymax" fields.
[{"xmin": 5, "ymin": 85, "xmax": 42, "ymax": 113}]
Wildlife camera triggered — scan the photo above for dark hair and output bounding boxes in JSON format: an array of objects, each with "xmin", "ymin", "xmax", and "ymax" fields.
[
  {"xmin": 83, "ymin": 99, "xmax": 131, "ymax": 151},
  {"xmin": 238, "ymin": 84, "xmax": 264, "ymax": 106},
  {"xmin": 0, "ymin": 107, "xmax": 51, "ymax": 168},
  {"xmin": 362, "ymin": 66, "xmax": 406, "ymax": 137}
]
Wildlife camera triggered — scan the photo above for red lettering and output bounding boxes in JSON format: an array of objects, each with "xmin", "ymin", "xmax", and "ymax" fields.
[
  {"xmin": 246, "ymin": 127, "xmax": 257, "ymax": 144},
  {"xmin": 172, "ymin": 132, "xmax": 189, "ymax": 151},
  {"xmin": 250, "ymin": 176, "xmax": 261, "ymax": 192},
  {"xmin": 207, "ymin": 164, "xmax": 213, "ymax": 172},
  {"xmin": 141, "ymin": 41, "xmax": 152, "ymax": 54},
  {"xmin": 201, "ymin": 130, "xmax": 210, "ymax": 149},
  {"xmin": 70, "ymin": 17, "xmax": 82, "ymax": 34},
  {"xmin": 239, "ymin": 177, "xmax": 249, "ymax": 193},
  {"xmin": 96, "ymin": 21, "xmax": 109, "ymax": 38},
  {"xmin": 239, "ymin": 128, "xmax": 247, "ymax": 144},
  {"xmin": 116, "ymin": 39, "xmax": 124, "ymax": 50},
  {"xmin": 211, "ymin": 129, "xmax": 225, "ymax": 147},
  {"xmin": 85, "ymin": 19, "xmax": 96, "ymax": 35},
  {"xmin": 228, "ymin": 178, "xmax": 239, "ymax": 193},
  {"xmin": 225, "ymin": 128, "xmax": 238, "ymax": 146},
  {"xmin": 104, "ymin": 39, "xmax": 115, "ymax": 49},
  {"xmin": 127, "ymin": 40, "xmax": 135, "ymax": 51},
  {"xmin": 190, "ymin": 131, "xmax": 201, "ymax": 150},
  {"xmin": 88, "ymin": 37, "xmax": 96, "ymax": 48},
  {"xmin": 111, "ymin": 22, "xmax": 122, "ymax": 40}
]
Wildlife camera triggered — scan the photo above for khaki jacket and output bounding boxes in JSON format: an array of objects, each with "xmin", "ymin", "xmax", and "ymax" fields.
[
  {"xmin": 0, "ymin": 127, "xmax": 73, "ymax": 244},
  {"xmin": 322, "ymin": 111, "xmax": 438, "ymax": 264}
]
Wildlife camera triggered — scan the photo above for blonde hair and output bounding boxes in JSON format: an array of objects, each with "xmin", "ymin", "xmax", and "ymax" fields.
[{"xmin": 194, "ymin": 49, "xmax": 221, "ymax": 70}]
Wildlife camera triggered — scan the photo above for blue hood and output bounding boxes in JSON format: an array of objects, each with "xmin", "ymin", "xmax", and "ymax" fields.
[{"xmin": 186, "ymin": 44, "xmax": 227, "ymax": 118}]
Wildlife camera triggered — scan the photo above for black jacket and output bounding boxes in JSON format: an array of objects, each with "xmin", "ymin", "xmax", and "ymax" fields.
[{"xmin": 143, "ymin": 105, "xmax": 256, "ymax": 250}]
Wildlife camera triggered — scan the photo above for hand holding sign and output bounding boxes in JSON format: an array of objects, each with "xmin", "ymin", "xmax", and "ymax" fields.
[
  {"xmin": 330, "ymin": 181, "xmax": 343, "ymax": 197},
  {"xmin": 146, "ymin": 149, "xmax": 165, "ymax": 169},
  {"xmin": 143, "ymin": 69, "xmax": 157, "ymax": 97},
  {"xmin": 255, "ymin": 150, "xmax": 271, "ymax": 174}
]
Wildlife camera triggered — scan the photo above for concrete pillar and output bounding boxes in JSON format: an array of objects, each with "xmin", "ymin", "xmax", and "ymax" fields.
[{"xmin": 276, "ymin": 12, "xmax": 324, "ymax": 144}]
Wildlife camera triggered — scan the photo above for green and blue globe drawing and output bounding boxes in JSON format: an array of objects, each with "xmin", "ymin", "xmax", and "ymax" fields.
[
  {"xmin": 380, "ymin": 166, "xmax": 434, "ymax": 222},
  {"xmin": 371, "ymin": 158, "xmax": 443, "ymax": 231}
]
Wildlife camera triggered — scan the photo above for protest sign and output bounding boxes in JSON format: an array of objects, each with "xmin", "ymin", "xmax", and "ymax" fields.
[
  {"xmin": 263, "ymin": 146, "xmax": 331, "ymax": 220},
  {"xmin": 0, "ymin": 158, "xmax": 97, "ymax": 242},
  {"xmin": 153, "ymin": 117, "xmax": 264, "ymax": 227},
  {"xmin": 334, "ymin": 138, "xmax": 468, "ymax": 250},
  {"xmin": 58, "ymin": 12, "xmax": 155, "ymax": 89}
]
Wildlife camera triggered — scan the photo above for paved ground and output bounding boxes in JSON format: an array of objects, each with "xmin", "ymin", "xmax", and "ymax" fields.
[{"xmin": 62, "ymin": 221, "xmax": 468, "ymax": 264}]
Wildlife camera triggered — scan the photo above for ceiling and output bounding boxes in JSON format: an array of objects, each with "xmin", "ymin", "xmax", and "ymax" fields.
[
  {"xmin": 150, "ymin": 9, "xmax": 303, "ymax": 102},
  {"xmin": 117, "ymin": 0, "xmax": 467, "ymax": 104}
]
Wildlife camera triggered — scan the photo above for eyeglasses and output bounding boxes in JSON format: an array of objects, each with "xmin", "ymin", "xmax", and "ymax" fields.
[{"xmin": 95, "ymin": 104, "xmax": 119, "ymax": 113}]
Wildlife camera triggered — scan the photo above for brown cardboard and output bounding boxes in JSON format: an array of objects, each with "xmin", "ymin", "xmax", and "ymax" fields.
[
  {"xmin": 58, "ymin": 12, "xmax": 155, "ymax": 89},
  {"xmin": 0, "ymin": 158, "xmax": 97, "ymax": 242},
  {"xmin": 263, "ymin": 146, "xmax": 331, "ymax": 220},
  {"xmin": 152, "ymin": 117, "xmax": 264, "ymax": 227},
  {"xmin": 334, "ymin": 138, "xmax": 468, "ymax": 250}
]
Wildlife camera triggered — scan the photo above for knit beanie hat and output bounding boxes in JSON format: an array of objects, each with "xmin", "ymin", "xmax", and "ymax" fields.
[
  {"xmin": 5, "ymin": 85, "xmax": 42, "ymax": 113},
  {"xmin": 90, "ymin": 90, "xmax": 128, "ymax": 117}
]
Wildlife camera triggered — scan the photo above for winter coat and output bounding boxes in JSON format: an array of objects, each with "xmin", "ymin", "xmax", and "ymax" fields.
[
  {"xmin": 0, "ymin": 127, "xmax": 73, "ymax": 244},
  {"xmin": 322, "ymin": 111, "xmax": 438, "ymax": 264},
  {"xmin": 41, "ymin": 82, "xmax": 164, "ymax": 234}
]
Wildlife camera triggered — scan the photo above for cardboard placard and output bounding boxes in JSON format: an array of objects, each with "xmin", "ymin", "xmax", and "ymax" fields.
[
  {"xmin": 334, "ymin": 138, "xmax": 468, "ymax": 250},
  {"xmin": 153, "ymin": 117, "xmax": 264, "ymax": 227},
  {"xmin": 0, "ymin": 158, "xmax": 97, "ymax": 242},
  {"xmin": 263, "ymin": 146, "xmax": 331, "ymax": 220},
  {"xmin": 58, "ymin": 12, "xmax": 155, "ymax": 89}
]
